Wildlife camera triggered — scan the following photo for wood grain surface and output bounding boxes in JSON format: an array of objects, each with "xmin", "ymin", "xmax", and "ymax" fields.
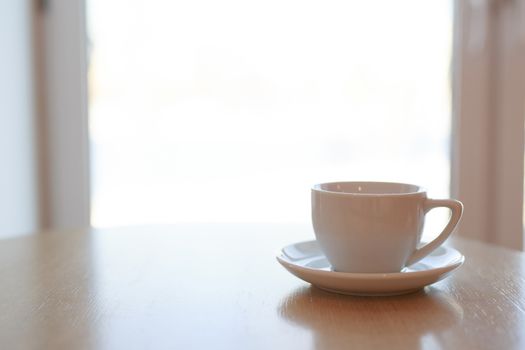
[{"xmin": 0, "ymin": 224, "xmax": 524, "ymax": 349}]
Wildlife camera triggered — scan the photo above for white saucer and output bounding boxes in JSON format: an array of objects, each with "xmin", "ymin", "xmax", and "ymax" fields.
[{"xmin": 276, "ymin": 240, "xmax": 465, "ymax": 296}]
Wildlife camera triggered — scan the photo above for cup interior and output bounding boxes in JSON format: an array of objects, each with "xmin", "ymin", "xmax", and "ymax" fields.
[{"xmin": 313, "ymin": 181, "xmax": 422, "ymax": 195}]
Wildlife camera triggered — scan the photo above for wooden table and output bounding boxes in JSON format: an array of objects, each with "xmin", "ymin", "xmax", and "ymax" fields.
[{"xmin": 1, "ymin": 224, "xmax": 524, "ymax": 349}]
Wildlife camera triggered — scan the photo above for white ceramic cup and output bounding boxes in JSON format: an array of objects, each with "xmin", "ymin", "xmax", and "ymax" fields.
[{"xmin": 312, "ymin": 181, "xmax": 463, "ymax": 273}]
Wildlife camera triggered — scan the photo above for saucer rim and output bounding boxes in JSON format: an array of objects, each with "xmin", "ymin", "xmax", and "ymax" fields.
[{"xmin": 276, "ymin": 240, "xmax": 465, "ymax": 280}]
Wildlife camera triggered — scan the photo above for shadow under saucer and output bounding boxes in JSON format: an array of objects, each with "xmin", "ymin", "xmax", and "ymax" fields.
[{"xmin": 278, "ymin": 285, "xmax": 464, "ymax": 350}]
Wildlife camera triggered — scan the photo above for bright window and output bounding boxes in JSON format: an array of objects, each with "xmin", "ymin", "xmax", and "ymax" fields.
[{"xmin": 88, "ymin": 1, "xmax": 453, "ymax": 229}]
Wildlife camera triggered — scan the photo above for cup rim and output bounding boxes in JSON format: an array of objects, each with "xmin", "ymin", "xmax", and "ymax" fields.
[{"xmin": 312, "ymin": 181, "xmax": 426, "ymax": 196}]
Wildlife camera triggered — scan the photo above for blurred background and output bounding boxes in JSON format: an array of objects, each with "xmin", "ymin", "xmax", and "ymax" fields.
[
  {"xmin": 88, "ymin": 0, "xmax": 452, "ymax": 226},
  {"xmin": 1, "ymin": 0, "xmax": 524, "ymax": 249}
]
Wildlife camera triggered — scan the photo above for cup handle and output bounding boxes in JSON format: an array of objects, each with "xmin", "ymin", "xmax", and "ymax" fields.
[{"xmin": 405, "ymin": 198, "xmax": 464, "ymax": 266}]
